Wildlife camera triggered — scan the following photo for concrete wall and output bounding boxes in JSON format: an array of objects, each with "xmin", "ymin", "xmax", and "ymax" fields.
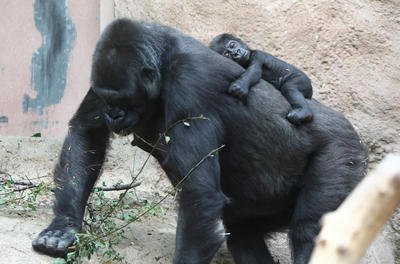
[
  {"xmin": 0, "ymin": 0, "xmax": 101, "ymax": 137},
  {"xmin": 114, "ymin": 0, "xmax": 400, "ymax": 166}
]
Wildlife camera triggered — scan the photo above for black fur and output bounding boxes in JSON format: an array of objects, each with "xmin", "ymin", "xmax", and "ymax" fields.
[
  {"xmin": 210, "ymin": 33, "xmax": 314, "ymax": 125},
  {"xmin": 32, "ymin": 19, "xmax": 367, "ymax": 264}
]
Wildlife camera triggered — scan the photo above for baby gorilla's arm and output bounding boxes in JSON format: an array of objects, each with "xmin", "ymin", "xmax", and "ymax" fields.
[{"xmin": 228, "ymin": 51, "xmax": 265, "ymax": 100}]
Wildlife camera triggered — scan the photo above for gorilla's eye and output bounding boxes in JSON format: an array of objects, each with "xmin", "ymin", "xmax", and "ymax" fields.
[
  {"xmin": 229, "ymin": 41, "xmax": 236, "ymax": 48},
  {"xmin": 142, "ymin": 67, "xmax": 155, "ymax": 83}
]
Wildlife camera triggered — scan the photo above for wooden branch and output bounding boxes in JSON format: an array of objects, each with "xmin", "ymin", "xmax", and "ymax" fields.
[
  {"xmin": 93, "ymin": 182, "xmax": 141, "ymax": 191},
  {"xmin": 309, "ymin": 154, "xmax": 400, "ymax": 264},
  {"xmin": 0, "ymin": 178, "xmax": 141, "ymax": 193},
  {"xmin": 1, "ymin": 184, "xmax": 39, "ymax": 195}
]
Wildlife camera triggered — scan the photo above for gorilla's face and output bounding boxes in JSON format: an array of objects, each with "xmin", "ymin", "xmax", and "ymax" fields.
[
  {"xmin": 90, "ymin": 34, "xmax": 162, "ymax": 135},
  {"xmin": 91, "ymin": 85, "xmax": 148, "ymax": 135},
  {"xmin": 90, "ymin": 55, "xmax": 157, "ymax": 134},
  {"xmin": 222, "ymin": 40, "xmax": 250, "ymax": 66}
]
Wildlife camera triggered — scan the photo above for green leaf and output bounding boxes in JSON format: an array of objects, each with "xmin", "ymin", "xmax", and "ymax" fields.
[
  {"xmin": 54, "ymin": 258, "xmax": 67, "ymax": 264},
  {"xmin": 31, "ymin": 132, "xmax": 42, "ymax": 137}
]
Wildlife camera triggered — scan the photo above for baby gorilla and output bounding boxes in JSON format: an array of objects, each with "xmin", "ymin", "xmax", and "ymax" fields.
[{"xmin": 210, "ymin": 33, "xmax": 313, "ymax": 125}]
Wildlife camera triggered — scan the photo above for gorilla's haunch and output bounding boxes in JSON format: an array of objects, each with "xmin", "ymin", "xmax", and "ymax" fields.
[{"xmin": 32, "ymin": 19, "xmax": 367, "ymax": 264}]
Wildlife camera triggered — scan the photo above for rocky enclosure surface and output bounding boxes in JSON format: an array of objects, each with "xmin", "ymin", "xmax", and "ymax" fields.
[
  {"xmin": 1, "ymin": 0, "xmax": 399, "ymax": 263},
  {"xmin": 116, "ymin": 0, "xmax": 400, "ymax": 166}
]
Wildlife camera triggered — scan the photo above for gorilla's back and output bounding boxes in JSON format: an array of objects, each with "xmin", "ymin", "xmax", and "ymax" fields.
[{"xmin": 217, "ymin": 78, "xmax": 367, "ymax": 200}]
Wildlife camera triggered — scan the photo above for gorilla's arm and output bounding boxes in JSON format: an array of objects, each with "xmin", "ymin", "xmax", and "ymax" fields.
[
  {"xmin": 160, "ymin": 118, "xmax": 228, "ymax": 263},
  {"xmin": 32, "ymin": 90, "xmax": 109, "ymax": 257}
]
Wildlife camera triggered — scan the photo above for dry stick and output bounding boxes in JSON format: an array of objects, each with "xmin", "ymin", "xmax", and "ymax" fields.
[
  {"xmin": 0, "ymin": 181, "xmax": 48, "ymax": 196},
  {"xmin": 93, "ymin": 182, "xmax": 141, "ymax": 191},
  {"xmin": 133, "ymin": 133, "xmax": 167, "ymax": 152},
  {"xmin": 0, "ymin": 171, "xmax": 49, "ymax": 194},
  {"xmin": 97, "ymin": 115, "xmax": 210, "ymax": 223},
  {"xmin": 1, "ymin": 184, "xmax": 39, "ymax": 194},
  {"xmin": 0, "ymin": 171, "xmax": 51, "ymax": 182},
  {"xmin": 102, "ymin": 144, "xmax": 225, "ymax": 238},
  {"xmin": 96, "ymin": 134, "xmax": 165, "ymax": 223},
  {"xmin": 0, "ymin": 179, "xmax": 141, "ymax": 195},
  {"xmin": 164, "ymin": 115, "xmax": 209, "ymax": 134},
  {"xmin": 309, "ymin": 154, "xmax": 400, "ymax": 264}
]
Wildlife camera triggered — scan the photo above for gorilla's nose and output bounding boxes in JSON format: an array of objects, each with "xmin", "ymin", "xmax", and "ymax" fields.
[
  {"xmin": 234, "ymin": 50, "xmax": 241, "ymax": 58},
  {"xmin": 105, "ymin": 107, "xmax": 125, "ymax": 121}
]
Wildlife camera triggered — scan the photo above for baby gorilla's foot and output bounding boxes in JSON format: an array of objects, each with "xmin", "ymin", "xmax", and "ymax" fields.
[
  {"xmin": 228, "ymin": 81, "xmax": 249, "ymax": 100},
  {"xmin": 287, "ymin": 108, "xmax": 313, "ymax": 125}
]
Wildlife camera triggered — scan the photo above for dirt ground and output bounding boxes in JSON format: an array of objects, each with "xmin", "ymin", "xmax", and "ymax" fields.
[
  {"xmin": 0, "ymin": 137, "xmax": 235, "ymax": 264},
  {"xmin": 1, "ymin": 0, "xmax": 400, "ymax": 263}
]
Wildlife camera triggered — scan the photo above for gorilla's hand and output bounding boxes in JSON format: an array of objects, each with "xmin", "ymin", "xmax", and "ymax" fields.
[
  {"xmin": 228, "ymin": 81, "xmax": 249, "ymax": 100},
  {"xmin": 32, "ymin": 217, "xmax": 80, "ymax": 257}
]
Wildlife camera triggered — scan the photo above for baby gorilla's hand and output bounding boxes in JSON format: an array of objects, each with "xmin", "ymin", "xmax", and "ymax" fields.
[{"xmin": 228, "ymin": 81, "xmax": 249, "ymax": 100}]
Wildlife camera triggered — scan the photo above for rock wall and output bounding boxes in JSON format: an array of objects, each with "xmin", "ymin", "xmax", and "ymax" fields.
[{"xmin": 115, "ymin": 0, "xmax": 400, "ymax": 166}]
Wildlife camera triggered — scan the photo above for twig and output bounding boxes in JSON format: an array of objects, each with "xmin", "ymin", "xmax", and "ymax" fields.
[
  {"xmin": 97, "ymin": 133, "xmax": 165, "ymax": 223},
  {"xmin": 2, "ymin": 180, "xmax": 34, "ymax": 186},
  {"xmin": 165, "ymin": 115, "xmax": 209, "ymax": 134},
  {"xmin": 93, "ymin": 182, "xmax": 141, "ymax": 191},
  {"xmin": 102, "ymin": 144, "xmax": 225, "ymax": 238},
  {"xmin": 0, "ymin": 179, "xmax": 141, "ymax": 195},
  {"xmin": 1, "ymin": 185, "xmax": 39, "ymax": 194},
  {"xmin": 173, "ymin": 144, "xmax": 225, "ymax": 191},
  {"xmin": 0, "ymin": 170, "xmax": 12, "ymax": 177},
  {"xmin": 0, "ymin": 180, "xmax": 44, "ymax": 195},
  {"xmin": 0, "ymin": 170, "xmax": 51, "ymax": 184},
  {"xmin": 133, "ymin": 133, "xmax": 167, "ymax": 152}
]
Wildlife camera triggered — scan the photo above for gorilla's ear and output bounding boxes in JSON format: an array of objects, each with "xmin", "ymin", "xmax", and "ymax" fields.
[{"xmin": 141, "ymin": 67, "xmax": 160, "ymax": 99}]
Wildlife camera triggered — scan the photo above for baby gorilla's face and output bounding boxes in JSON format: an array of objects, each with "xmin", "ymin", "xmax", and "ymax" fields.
[{"xmin": 223, "ymin": 40, "xmax": 250, "ymax": 66}]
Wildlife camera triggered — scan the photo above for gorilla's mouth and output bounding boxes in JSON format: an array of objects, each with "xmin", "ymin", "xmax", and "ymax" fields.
[
  {"xmin": 107, "ymin": 124, "xmax": 132, "ymax": 136},
  {"xmin": 233, "ymin": 49, "xmax": 247, "ymax": 62},
  {"xmin": 117, "ymin": 128, "xmax": 133, "ymax": 136},
  {"xmin": 106, "ymin": 121, "xmax": 131, "ymax": 135},
  {"xmin": 105, "ymin": 114, "xmax": 140, "ymax": 136}
]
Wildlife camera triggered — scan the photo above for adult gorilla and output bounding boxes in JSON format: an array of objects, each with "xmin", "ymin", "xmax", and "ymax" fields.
[{"xmin": 32, "ymin": 19, "xmax": 367, "ymax": 264}]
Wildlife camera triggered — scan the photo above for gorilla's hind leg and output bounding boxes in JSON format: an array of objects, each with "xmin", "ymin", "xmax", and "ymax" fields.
[
  {"xmin": 226, "ymin": 221, "xmax": 276, "ymax": 264},
  {"xmin": 289, "ymin": 143, "xmax": 366, "ymax": 264}
]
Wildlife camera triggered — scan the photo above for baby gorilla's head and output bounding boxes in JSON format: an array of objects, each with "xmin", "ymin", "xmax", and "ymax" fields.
[{"xmin": 209, "ymin": 33, "xmax": 251, "ymax": 66}]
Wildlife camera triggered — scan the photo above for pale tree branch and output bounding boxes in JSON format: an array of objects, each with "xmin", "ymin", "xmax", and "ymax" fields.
[{"xmin": 309, "ymin": 154, "xmax": 400, "ymax": 264}]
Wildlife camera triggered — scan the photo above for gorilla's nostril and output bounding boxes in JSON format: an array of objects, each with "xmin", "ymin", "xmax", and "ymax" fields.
[{"xmin": 106, "ymin": 109, "xmax": 125, "ymax": 120}]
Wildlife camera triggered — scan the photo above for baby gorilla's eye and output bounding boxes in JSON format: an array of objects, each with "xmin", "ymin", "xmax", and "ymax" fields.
[{"xmin": 229, "ymin": 42, "xmax": 236, "ymax": 48}]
